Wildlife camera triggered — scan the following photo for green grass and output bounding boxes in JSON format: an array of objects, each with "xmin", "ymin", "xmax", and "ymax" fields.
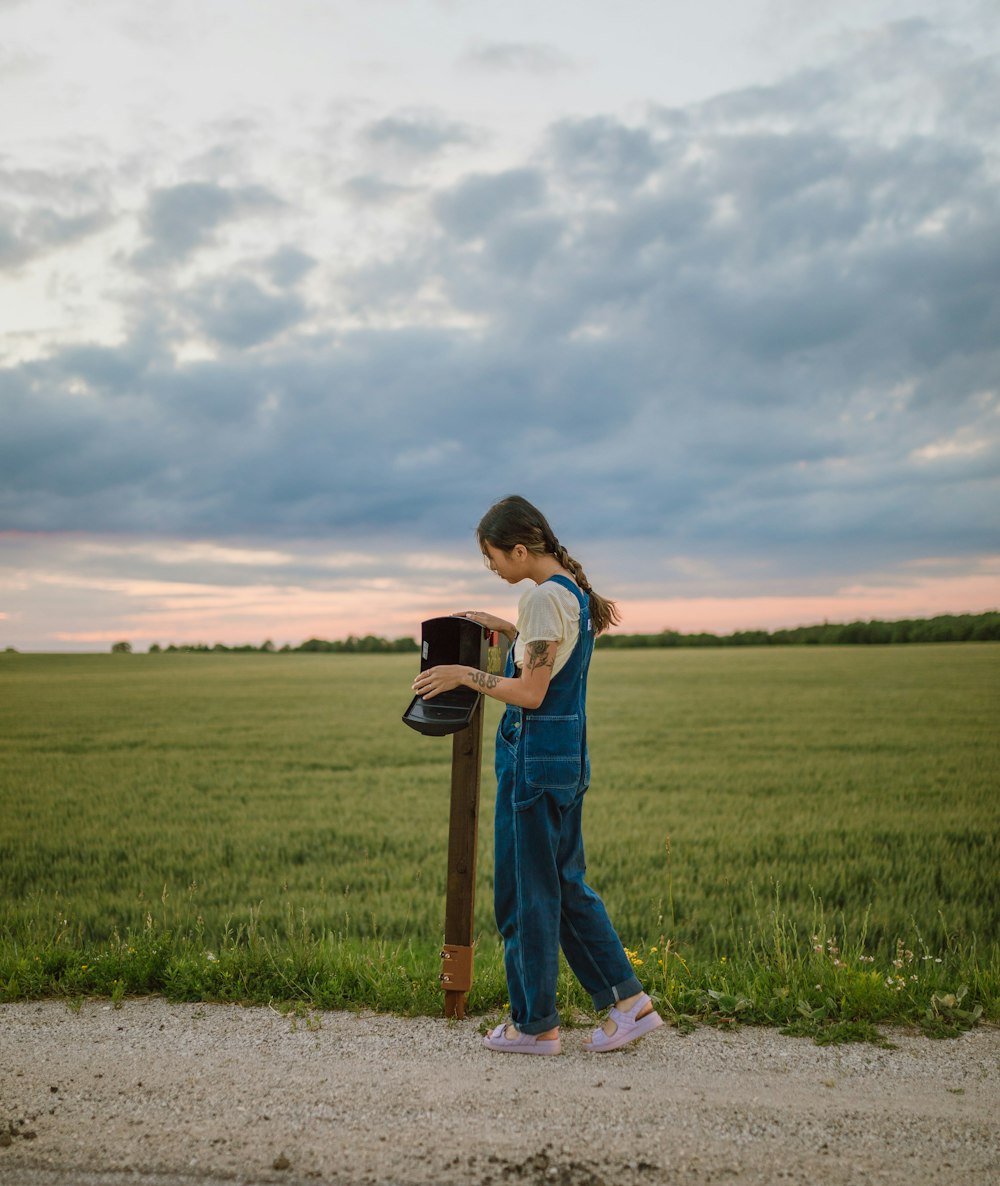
[{"xmin": 1, "ymin": 647, "xmax": 997, "ymax": 1039}]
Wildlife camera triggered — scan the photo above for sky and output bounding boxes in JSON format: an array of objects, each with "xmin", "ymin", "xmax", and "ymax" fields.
[{"xmin": 1, "ymin": 0, "xmax": 998, "ymax": 651}]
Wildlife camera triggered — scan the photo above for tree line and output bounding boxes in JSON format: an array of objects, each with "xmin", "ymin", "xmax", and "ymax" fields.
[
  {"xmin": 121, "ymin": 611, "xmax": 998, "ymax": 654},
  {"xmin": 141, "ymin": 636, "xmax": 419, "ymax": 654},
  {"xmin": 594, "ymin": 611, "xmax": 1000, "ymax": 648}
]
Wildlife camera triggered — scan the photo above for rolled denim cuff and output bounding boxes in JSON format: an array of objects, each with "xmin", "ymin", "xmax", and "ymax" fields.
[
  {"xmin": 515, "ymin": 1008, "xmax": 561, "ymax": 1035},
  {"xmin": 591, "ymin": 974, "xmax": 643, "ymax": 1012}
]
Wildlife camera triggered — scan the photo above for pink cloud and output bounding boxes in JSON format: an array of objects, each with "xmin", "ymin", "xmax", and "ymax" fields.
[
  {"xmin": 616, "ymin": 571, "xmax": 1000, "ymax": 635},
  {"xmin": 48, "ymin": 568, "xmax": 1000, "ymax": 649}
]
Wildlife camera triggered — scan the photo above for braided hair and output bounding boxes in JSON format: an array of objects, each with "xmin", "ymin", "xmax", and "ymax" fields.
[{"xmin": 476, "ymin": 494, "xmax": 621, "ymax": 635}]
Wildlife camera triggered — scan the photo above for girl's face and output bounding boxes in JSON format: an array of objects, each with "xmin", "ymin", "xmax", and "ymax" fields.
[{"xmin": 483, "ymin": 542, "xmax": 527, "ymax": 584}]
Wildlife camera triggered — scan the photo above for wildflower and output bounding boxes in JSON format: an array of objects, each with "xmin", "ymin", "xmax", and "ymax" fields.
[{"xmin": 813, "ymin": 944, "xmax": 824, "ymax": 953}]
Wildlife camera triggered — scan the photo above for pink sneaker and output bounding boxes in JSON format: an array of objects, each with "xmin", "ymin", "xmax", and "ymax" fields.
[{"xmin": 584, "ymin": 993, "xmax": 663, "ymax": 1052}]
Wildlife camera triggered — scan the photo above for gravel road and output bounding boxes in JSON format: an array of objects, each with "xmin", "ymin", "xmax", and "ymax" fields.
[{"xmin": 1, "ymin": 999, "xmax": 997, "ymax": 1186}]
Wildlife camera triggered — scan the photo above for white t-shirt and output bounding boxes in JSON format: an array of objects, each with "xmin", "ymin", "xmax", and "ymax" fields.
[{"xmin": 513, "ymin": 581, "xmax": 581, "ymax": 676}]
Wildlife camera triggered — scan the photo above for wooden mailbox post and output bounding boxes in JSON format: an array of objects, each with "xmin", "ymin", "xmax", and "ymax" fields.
[
  {"xmin": 403, "ymin": 622, "xmax": 504, "ymax": 1018},
  {"xmin": 439, "ymin": 695, "xmax": 484, "ymax": 1018}
]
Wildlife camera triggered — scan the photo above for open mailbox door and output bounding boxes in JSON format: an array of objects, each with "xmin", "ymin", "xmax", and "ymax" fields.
[{"xmin": 402, "ymin": 616, "xmax": 490, "ymax": 736}]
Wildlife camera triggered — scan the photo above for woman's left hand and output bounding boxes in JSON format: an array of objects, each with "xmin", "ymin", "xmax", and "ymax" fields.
[{"xmin": 412, "ymin": 665, "xmax": 467, "ymax": 700}]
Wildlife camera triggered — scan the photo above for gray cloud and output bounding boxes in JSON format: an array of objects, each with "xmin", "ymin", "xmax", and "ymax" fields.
[
  {"xmin": 0, "ymin": 165, "xmax": 112, "ymax": 271},
  {"xmin": 461, "ymin": 41, "xmax": 576, "ymax": 74},
  {"xmin": 432, "ymin": 168, "xmax": 546, "ymax": 240},
  {"xmin": 0, "ymin": 205, "xmax": 111, "ymax": 269},
  {"xmin": 188, "ymin": 276, "xmax": 308, "ymax": 348},
  {"xmin": 340, "ymin": 175, "xmax": 419, "ymax": 205},
  {"xmin": 263, "ymin": 246, "xmax": 317, "ymax": 288},
  {"xmin": 2, "ymin": 16, "xmax": 997, "ymax": 590},
  {"xmin": 133, "ymin": 181, "xmax": 283, "ymax": 268},
  {"xmin": 362, "ymin": 110, "xmax": 477, "ymax": 156},
  {"xmin": 544, "ymin": 117, "xmax": 661, "ymax": 193}
]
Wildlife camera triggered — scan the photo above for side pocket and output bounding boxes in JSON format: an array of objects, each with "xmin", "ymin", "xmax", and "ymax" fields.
[
  {"xmin": 524, "ymin": 714, "xmax": 582, "ymax": 790},
  {"xmin": 496, "ymin": 707, "xmax": 520, "ymax": 755}
]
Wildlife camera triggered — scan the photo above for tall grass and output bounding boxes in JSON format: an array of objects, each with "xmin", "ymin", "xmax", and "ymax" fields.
[{"xmin": 1, "ymin": 647, "xmax": 996, "ymax": 1038}]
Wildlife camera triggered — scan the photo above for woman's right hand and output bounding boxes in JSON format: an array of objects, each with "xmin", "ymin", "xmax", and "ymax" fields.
[{"xmin": 456, "ymin": 610, "xmax": 516, "ymax": 640}]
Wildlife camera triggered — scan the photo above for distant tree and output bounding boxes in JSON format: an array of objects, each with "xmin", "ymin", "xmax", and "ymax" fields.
[
  {"xmin": 148, "ymin": 643, "xmax": 161, "ymax": 653},
  {"xmin": 111, "ymin": 641, "xmax": 132, "ymax": 654}
]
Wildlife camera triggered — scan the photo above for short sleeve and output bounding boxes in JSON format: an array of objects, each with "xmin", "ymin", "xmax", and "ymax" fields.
[
  {"xmin": 513, "ymin": 582, "xmax": 581, "ymax": 675},
  {"xmin": 517, "ymin": 584, "xmax": 567, "ymax": 644}
]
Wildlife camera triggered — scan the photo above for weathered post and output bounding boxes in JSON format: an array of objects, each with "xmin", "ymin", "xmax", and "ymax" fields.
[
  {"xmin": 402, "ymin": 618, "xmax": 499, "ymax": 1018},
  {"xmin": 440, "ymin": 696, "xmax": 484, "ymax": 1018}
]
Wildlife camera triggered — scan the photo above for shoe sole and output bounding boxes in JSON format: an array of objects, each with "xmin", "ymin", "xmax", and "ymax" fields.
[
  {"xmin": 483, "ymin": 1039, "xmax": 562, "ymax": 1055},
  {"xmin": 584, "ymin": 1011, "xmax": 663, "ymax": 1052}
]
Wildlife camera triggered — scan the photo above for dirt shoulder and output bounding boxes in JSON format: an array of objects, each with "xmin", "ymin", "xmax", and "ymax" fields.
[{"xmin": 1, "ymin": 998, "xmax": 997, "ymax": 1186}]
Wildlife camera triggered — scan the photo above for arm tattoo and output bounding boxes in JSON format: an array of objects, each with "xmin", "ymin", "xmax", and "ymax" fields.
[
  {"xmin": 469, "ymin": 670, "xmax": 500, "ymax": 691},
  {"xmin": 525, "ymin": 639, "xmax": 555, "ymax": 672}
]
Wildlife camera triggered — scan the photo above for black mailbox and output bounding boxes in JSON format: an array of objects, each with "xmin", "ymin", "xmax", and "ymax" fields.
[{"xmin": 402, "ymin": 616, "xmax": 490, "ymax": 736}]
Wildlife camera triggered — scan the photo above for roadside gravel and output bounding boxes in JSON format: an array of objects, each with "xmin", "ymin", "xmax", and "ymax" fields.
[{"xmin": 2, "ymin": 999, "xmax": 997, "ymax": 1186}]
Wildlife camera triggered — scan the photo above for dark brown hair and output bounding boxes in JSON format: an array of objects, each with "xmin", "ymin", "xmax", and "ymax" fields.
[{"xmin": 476, "ymin": 494, "xmax": 621, "ymax": 634}]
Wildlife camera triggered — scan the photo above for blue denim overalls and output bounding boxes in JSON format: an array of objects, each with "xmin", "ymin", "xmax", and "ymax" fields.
[{"xmin": 493, "ymin": 575, "xmax": 642, "ymax": 1034}]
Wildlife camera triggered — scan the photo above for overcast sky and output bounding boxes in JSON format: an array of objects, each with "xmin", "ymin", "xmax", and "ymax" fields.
[{"xmin": 1, "ymin": 0, "xmax": 998, "ymax": 650}]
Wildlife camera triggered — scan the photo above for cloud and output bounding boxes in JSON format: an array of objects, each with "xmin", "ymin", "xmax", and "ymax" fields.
[
  {"xmin": 187, "ymin": 276, "xmax": 308, "ymax": 348},
  {"xmin": 0, "ymin": 165, "xmax": 113, "ymax": 271},
  {"xmin": 362, "ymin": 110, "xmax": 477, "ymax": 156},
  {"xmin": 340, "ymin": 175, "xmax": 419, "ymax": 206},
  {"xmin": 432, "ymin": 168, "xmax": 546, "ymax": 240},
  {"xmin": 133, "ymin": 181, "xmax": 284, "ymax": 268},
  {"xmin": 460, "ymin": 41, "xmax": 576, "ymax": 74},
  {"xmin": 262, "ymin": 245, "xmax": 317, "ymax": 288},
  {"xmin": 1, "ymin": 12, "xmax": 997, "ymax": 642},
  {"xmin": 544, "ymin": 117, "xmax": 661, "ymax": 192},
  {"xmin": 0, "ymin": 41, "xmax": 42, "ymax": 79}
]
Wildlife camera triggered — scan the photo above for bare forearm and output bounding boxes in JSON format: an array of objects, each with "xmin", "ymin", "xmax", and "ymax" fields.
[
  {"xmin": 413, "ymin": 662, "xmax": 549, "ymax": 709},
  {"xmin": 461, "ymin": 667, "xmax": 544, "ymax": 709}
]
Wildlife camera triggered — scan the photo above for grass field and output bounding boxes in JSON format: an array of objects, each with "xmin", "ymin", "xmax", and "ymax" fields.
[{"xmin": 1, "ymin": 646, "xmax": 997, "ymax": 1039}]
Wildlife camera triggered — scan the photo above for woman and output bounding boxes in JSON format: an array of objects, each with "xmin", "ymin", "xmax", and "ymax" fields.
[{"xmin": 412, "ymin": 495, "xmax": 662, "ymax": 1054}]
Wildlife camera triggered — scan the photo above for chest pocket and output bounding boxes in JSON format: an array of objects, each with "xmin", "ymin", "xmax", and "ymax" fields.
[{"xmin": 524, "ymin": 714, "xmax": 582, "ymax": 790}]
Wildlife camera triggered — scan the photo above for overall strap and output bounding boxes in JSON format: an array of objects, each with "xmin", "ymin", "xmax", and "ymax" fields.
[
  {"xmin": 541, "ymin": 574, "xmax": 593, "ymax": 685},
  {"xmin": 544, "ymin": 573, "xmax": 588, "ymax": 611}
]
